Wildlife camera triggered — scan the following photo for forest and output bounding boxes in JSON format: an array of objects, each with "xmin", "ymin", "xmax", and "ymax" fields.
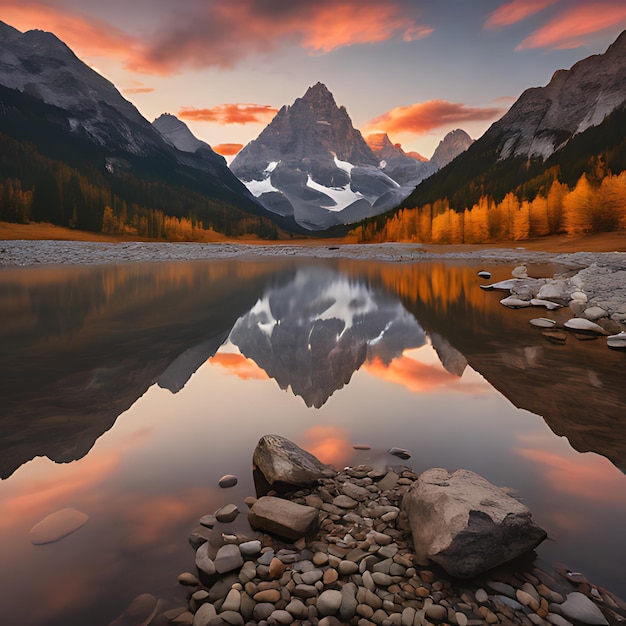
[{"xmin": 0, "ymin": 132, "xmax": 281, "ymax": 239}]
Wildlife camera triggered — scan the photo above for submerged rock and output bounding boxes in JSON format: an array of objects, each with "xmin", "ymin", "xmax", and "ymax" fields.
[
  {"xmin": 500, "ymin": 296, "xmax": 531, "ymax": 308},
  {"xmin": 402, "ymin": 468, "xmax": 547, "ymax": 578},
  {"xmin": 253, "ymin": 434, "xmax": 330, "ymax": 485},
  {"xmin": 28, "ymin": 508, "xmax": 88, "ymax": 545}
]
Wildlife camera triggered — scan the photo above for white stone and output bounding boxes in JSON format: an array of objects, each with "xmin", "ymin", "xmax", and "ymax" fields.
[
  {"xmin": 564, "ymin": 318, "xmax": 605, "ymax": 334},
  {"xmin": 512, "ymin": 265, "xmax": 528, "ymax": 278},
  {"xmin": 583, "ymin": 306, "xmax": 607, "ymax": 320},
  {"xmin": 500, "ymin": 296, "xmax": 531, "ymax": 308},
  {"xmin": 607, "ymin": 332, "xmax": 626, "ymax": 348},
  {"xmin": 530, "ymin": 318, "xmax": 557, "ymax": 328},
  {"xmin": 531, "ymin": 298, "xmax": 562, "ymax": 309}
]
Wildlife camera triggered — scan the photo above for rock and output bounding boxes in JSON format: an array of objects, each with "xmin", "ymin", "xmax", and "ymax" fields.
[
  {"xmin": 218, "ymin": 475, "xmax": 238, "ymax": 488},
  {"xmin": 426, "ymin": 604, "xmax": 447, "ymax": 621},
  {"xmin": 199, "ymin": 515, "xmax": 217, "ymax": 528},
  {"xmin": 353, "ymin": 444, "xmax": 372, "ymax": 450},
  {"xmin": 388, "ymin": 447, "xmax": 411, "ymax": 460},
  {"xmin": 221, "ymin": 588, "xmax": 241, "ymax": 612},
  {"xmin": 218, "ymin": 610, "xmax": 244, "ymax": 625},
  {"xmin": 238, "ymin": 540, "xmax": 262, "ymax": 556},
  {"xmin": 530, "ymin": 318, "xmax": 557, "ymax": 328},
  {"xmin": 318, "ymin": 589, "xmax": 343, "ymax": 616},
  {"xmin": 478, "ymin": 270, "xmax": 491, "ymax": 279},
  {"xmin": 270, "ymin": 609, "xmax": 294, "ymax": 624},
  {"xmin": 500, "ymin": 296, "xmax": 531, "ymax": 308},
  {"xmin": 253, "ymin": 588, "xmax": 281, "ymax": 603},
  {"xmin": 542, "ymin": 329, "xmax": 568, "ymax": 343},
  {"xmin": 178, "ymin": 572, "xmax": 200, "ymax": 586},
  {"xmin": 248, "ymin": 496, "xmax": 319, "ymax": 540},
  {"xmin": 560, "ymin": 592, "xmax": 609, "ymax": 625},
  {"xmin": 195, "ymin": 542, "xmax": 217, "ymax": 576},
  {"xmin": 215, "ymin": 504, "xmax": 239, "ymax": 523},
  {"xmin": 253, "ymin": 603, "xmax": 275, "ymax": 621},
  {"xmin": 333, "ymin": 494, "xmax": 358, "ymax": 509},
  {"xmin": 28, "ymin": 508, "xmax": 89, "ymax": 545},
  {"xmin": 192, "ymin": 603, "xmax": 217, "ymax": 626},
  {"xmin": 570, "ymin": 290, "xmax": 588, "ymax": 303},
  {"xmin": 531, "ymin": 298, "xmax": 562, "ymax": 309},
  {"xmin": 563, "ymin": 318, "xmax": 606, "ymax": 334},
  {"xmin": 286, "ymin": 599, "xmax": 309, "ymax": 620},
  {"xmin": 214, "ymin": 544, "xmax": 244, "ymax": 574},
  {"xmin": 607, "ymin": 331, "xmax": 626, "ymax": 348},
  {"xmin": 109, "ymin": 593, "xmax": 159, "ymax": 626},
  {"xmin": 512, "ymin": 265, "xmax": 528, "ymax": 278},
  {"xmin": 583, "ymin": 307, "xmax": 607, "ymax": 320},
  {"xmin": 546, "ymin": 614, "xmax": 574, "ymax": 626},
  {"xmin": 402, "ymin": 468, "xmax": 547, "ymax": 578},
  {"xmin": 253, "ymin": 434, "xmax": 329, "ymax": 485},
  {"xmin": 480, "ymin": 278, "xmax": 522, "ymax": 291},
  {"xmin": 537, "ymin": 282, "xmax": 572, "ymax": 303},
  {"xmin": 342, "ymin": 482, "xmax": 371, "ymax": 501}
]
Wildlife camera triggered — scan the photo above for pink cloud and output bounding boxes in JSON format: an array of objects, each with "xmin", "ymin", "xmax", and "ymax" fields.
[
  {"xmin": 178, "ymin": 103, "xmax": 278, "ymax": 125},
  {"xmin": 367, "ymin": 100, "xmax": 504, "ymax": 136},
  {"xmin": 516, "ymin": 3, "xmax": 626, "ymax": 50},
  {"xmin": 484, "ymin": 0, "xmax": 558, "ymax": 29}
]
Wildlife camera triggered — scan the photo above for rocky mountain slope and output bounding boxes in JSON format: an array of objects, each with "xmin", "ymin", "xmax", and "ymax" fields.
[
  {"xmin": 366, "ymin": 130, "xmax": 473, "ymax": 186},
  {"xmin": 0, "ymin": 20, "xmax": 288, "ymax": 233},
  {"xmin": 230, "ymin": 83, "xmax": 416, "ymax": 230},
  {"xmin": 402, "ymin": 30, "xmax": 626, "ymax": 212}
]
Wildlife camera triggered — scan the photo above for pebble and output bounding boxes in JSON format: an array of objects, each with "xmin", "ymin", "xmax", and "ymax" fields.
[
  {"xmin": 214, "ymin": 544, "xmax": 244, "ymax": 574},
  {"xmin": 239, "ymin": 540, "xmax": 262, "ymax": 556},
  {"xmin": 199, "ymin": 515, "xmax": 217, "ymax": 528},
  {"xmin": 214, "ymin": 503, "xmax": 239, "ymax": 523},
  {"xmin": 218, "ymin": 474, "xmax": 239, "ymax": 488},
  {"xmin": 195, "ymin": 542, "xmax": 216, "ymax": 576},
  {"xmin": 178, "ymin": 572, "xmax": 199, "ymax": 586},
  {"xmin": 318, "ymin": 589, "xmax": 343, "ymax": 616}
]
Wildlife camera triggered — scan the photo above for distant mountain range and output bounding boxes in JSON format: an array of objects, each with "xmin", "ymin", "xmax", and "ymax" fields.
[{"xmin": 230, "ymin": 82, "xmax": 472, "ymax": 230}]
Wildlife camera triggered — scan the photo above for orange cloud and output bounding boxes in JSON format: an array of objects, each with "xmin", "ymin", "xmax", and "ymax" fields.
[
  {"xmin": 212, "ymin": 143, "xmax": 244, "ymax": 156},
  {"xmin": 210, "ymin": 352, "xmax": 269, "ymax": 380},
  {"xmin": 0, "ymin": 2, "xmax": 147, "ymax": 69},
  {"xmin": 178, "ymin": 104, "xmax": 278, "ymax": 125},
  {"xmin": 367, "ymin": 100, "xmax": 504, "ymax": 136},
  {"xmin": 484, "ymin": 0, "xmax": 558, "ymax": 29},
  {"xmin": 364, "ymin": 355, "xmax": 489, "ymax": 394},
  {"xmin": 516, "ymin": 3, "xmax": 626, "ymax": 50},
  {"xmin": 299, "ymin": 425, "xmax": 351, "ymax": 466},
  {"xmin": 123, "ymin": 87, "xmax": 155, "ymax": 94}
]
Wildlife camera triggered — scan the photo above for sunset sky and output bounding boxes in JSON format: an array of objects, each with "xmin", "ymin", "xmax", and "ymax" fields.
[{"xmin": 2, "ymin": 0, "xmax": 625, "ymax": 158}]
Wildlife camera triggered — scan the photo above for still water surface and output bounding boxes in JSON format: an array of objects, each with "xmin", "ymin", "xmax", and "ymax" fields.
[{"xmin": 0, "ymin": 257, "xmax": 625, "ymax": 626}]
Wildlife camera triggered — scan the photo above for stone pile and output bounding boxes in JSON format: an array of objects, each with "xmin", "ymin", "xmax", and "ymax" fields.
[{"xmin": 141, "ymin": 436, "xmax": 625, "ymax": 626}]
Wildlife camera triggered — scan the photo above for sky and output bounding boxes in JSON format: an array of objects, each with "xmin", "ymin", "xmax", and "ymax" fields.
[{"xmin": 2, "ymin": 0, "xmax": 626, "ymax": 160}]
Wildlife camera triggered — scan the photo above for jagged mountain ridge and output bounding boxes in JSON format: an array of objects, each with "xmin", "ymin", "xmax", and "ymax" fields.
[
  {"xmin": 230, "ymin": 83, "xmax": 416, "ymax": 230},
  {"xmin": 366, "ymin": 130, "xmax": 473, "ymax": 186},
  {"xmin": 401, "ymin": 29, "xmax": 626, "ymax": 212}
]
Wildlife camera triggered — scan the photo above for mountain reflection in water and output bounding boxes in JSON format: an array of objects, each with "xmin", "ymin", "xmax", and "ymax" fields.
[
  {"xmin": 0, "ymin": 258, "xmax": 625, "ymax": 626},
  {"xmin": 228, "ymin": 267, "xmax": 426, "ymax": 407}
]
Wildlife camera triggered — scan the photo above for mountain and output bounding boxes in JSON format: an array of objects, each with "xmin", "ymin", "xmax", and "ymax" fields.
[
  {"xmin": 429, "ymin": 129, "xmax": 474, "ymax": 169},
  {"xmin": 366, "ymin": 130, "xmax": 472, "ymax": 186},
  {"xmin": 230, "ymin": 82, "xmax": 416, "ymax": 230},
  {"xmin": 0, "ymin": 21, "xmax": 291, "ymax": 236},
  {"xmin": 401, "ymin": 30, "xmax": 626, "ymax": 212}
]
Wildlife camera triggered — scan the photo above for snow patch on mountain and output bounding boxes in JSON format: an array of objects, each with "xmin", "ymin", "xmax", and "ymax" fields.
[{"xmin": 305, "ymin": 176, "xmax": 366, "ymax": 211}]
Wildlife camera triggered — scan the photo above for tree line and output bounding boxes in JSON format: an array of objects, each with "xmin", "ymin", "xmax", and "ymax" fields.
[{"xmin": 350, "ymin": 170, "xmax": 626, "ymax": 243}]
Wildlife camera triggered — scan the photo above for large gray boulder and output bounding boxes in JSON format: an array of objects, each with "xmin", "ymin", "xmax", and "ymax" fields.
[
  {"xmin": 253, "ymin": 434, "xmax": 330, "ymax": 485},
  {"xmin": 248, "ymin": 496, "xmax": 319, "ymax": 540},
  {"xmin": 402, "ymin": 468, "xmax": 547, "ymax": 578}
]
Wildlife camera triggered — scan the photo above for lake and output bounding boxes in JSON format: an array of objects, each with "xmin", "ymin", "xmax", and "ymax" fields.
[{"xmin": 1, "ymin": 256, "xmax": 625, "ymax": 626}]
